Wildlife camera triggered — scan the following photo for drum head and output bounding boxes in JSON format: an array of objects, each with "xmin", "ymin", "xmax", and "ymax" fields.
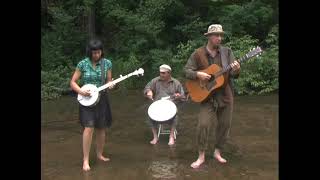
[{"xmin": 148, "ymin": 99, "xmax": 177, "ymax": 122}]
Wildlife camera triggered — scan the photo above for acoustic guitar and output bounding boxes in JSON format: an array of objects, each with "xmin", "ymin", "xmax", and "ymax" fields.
[
  {"xmin": 77, "ymin": 68, "xmax": 144, "ymax": 106},
  {"xmin": 185, "ymin": 47, "xmax": 263, "ymax": 103}
]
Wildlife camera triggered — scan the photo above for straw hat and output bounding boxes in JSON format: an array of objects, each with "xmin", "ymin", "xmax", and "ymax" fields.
[{"xmin": 204, "ymin": 24, "xmax": 224, "ymax": 36}]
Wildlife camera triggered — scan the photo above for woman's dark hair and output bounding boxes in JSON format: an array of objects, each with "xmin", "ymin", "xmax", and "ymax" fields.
[{"xmin": 86, "ymin": 39, "xmax": 104, "ymax": 58}]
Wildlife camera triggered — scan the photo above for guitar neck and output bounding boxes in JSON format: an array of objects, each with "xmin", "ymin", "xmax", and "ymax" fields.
[
  {"xmin": 215, "ymin": 54, "xmax": 249, "ymax": 77},
  {"xmin": 97, "ymin": 73, "xmax": 133, "ymax": 92}
]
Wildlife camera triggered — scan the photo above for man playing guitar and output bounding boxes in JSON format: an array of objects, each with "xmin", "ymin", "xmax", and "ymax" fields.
[{"xmin": 184, "ymin": 24, "xmax": 240, "ymax": 169}]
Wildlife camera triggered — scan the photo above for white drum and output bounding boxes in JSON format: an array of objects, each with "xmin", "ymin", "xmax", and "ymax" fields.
[{"xmin": 148, "ymin": 99, "xmax": 177, "ymax": 122}]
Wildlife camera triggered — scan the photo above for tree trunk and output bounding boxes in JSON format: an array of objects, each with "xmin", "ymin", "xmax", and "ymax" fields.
[{"xmin": 88, "ymin": 6, "xmax": 95, "ymax": 40}]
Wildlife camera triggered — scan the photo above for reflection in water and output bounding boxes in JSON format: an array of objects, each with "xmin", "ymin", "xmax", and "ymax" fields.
[
  {"xmin": 82, "ymin": 172, "xmax": 92, "ymax": 180},
  {"xmin": 148, "ymin": 160, "xmax": 178, "ymax": 179}
]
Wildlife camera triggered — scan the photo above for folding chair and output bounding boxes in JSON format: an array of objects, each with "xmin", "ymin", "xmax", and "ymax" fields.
[{"xmin": 157, "ymin": 123, "xmax": 177, "ymax": 139}]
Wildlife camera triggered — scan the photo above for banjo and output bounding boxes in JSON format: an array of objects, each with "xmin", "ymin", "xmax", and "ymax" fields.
[{"xmin": 77, "ymin": 68, "xmax": 144, "ymax": 107}]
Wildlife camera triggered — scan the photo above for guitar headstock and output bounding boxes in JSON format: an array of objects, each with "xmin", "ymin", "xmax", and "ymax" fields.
[
  {"xmin": 246, "ymin": 46, "xmax": 263, "ymax": 59},
  {"xmin": 132, "ymin": 68, "xmax": 144, "ymax": 76}
]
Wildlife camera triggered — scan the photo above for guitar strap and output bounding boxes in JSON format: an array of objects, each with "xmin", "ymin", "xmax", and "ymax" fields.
[
  {"xmin": 220, "ymin": 47, "xmax": 229, "ymax": 69},
  {"xmin": 215, "ymin": 47, "xmax": 231, "ymax": 109},
  {"xmin": 220, "ymin": 47, "xmax": 235, "ymax": 96},
  {"xmin": 206, "ymin": 46, "xmax": 228, "ymax": 68},
  {"xmin": 100, "ymin": 58, "xmax": 106, "ymax": 93}
]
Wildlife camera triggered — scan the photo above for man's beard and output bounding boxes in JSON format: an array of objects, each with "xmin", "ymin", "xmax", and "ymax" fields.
[{"xmin": 212, "ymin": 44, "xmax": 220, "ymax": 49}]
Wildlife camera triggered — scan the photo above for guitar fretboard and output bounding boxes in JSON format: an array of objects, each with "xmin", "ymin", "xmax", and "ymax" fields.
[{"xmin": 214, "ymin": 53, "xmax": 254, "ymax": 77}]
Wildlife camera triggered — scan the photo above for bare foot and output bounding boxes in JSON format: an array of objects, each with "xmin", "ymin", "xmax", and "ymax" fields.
[
  {"xmin": 97, "ymin": 155, "xmax": 110, "ymax": 162},
  {"xmin": 214, "ymin": 150, "xmax": 227, "ymax": 163},
  {"xmin": 190, "ymin": 158, "xmax": 205, "ymax": 169},
  {"xmin": 82, "ymin": 161, "xmax": 91, "ymax": 171},
  {"xmin": 150, "ymin": 138, "xmax": 158, "ymax": 145},
  {"xmin": 168, "ymin": 137, "xmax": 175, "ymax": 146}
]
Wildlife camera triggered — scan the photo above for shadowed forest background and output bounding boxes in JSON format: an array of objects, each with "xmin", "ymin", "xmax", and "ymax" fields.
[{"xmin": 41, "ymin": 0, "xmax": 278, "ymax": 100}]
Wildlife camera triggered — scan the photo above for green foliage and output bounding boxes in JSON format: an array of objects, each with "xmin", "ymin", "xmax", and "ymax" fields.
[
  {"xmin": 171, "ymin": 38, "xmax": 205, "ymax": 80},
  {"xmin": 173, "ymin": 16, "xmax": 209, "ymax": 41},
  {"xmin": 83, "ymin": 0, "xmax": 95, "ymax": 9},
  {"xmin": 112, "ymin": 53, "xmax": 144, "ymax": 89},
  {"xmin": 41, "ymin": 6, "xmax": 86, "ymax": 71},
  {"xmin": 41, "ymin": 5, "xmax": 86, "ymax": 100},
  {"xmin": 41, "ymin": 66, "xmax": 73, "ymax": 100},
  {"xmin": 41, "ymin": 0, "xmax": 278, "ymax": 100},
  {"xmin": 225, "ymin": 26, "xmax": 278, "ymax": 95},
  {"xmin": 148, "ymin": 48, "xmax": 174, "ymax": 70},
  {"xmin": 218, "ymin": 0, "xmax": 274, "ymax": 40},
  {"xmin": 265, "ymin": 24, "xmax": 279, "ymax": 47}
]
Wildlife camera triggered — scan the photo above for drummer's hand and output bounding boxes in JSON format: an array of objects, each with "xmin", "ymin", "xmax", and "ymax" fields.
[
  {"xmin": 174, "ymin": 93, "xmax": 181, "ymax": 98},
  {"xmin": 146, "ymin": 90, "xmax": 154, "ymax": 101}
]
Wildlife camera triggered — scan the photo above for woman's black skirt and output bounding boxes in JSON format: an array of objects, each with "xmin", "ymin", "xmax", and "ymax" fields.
[{"xmin": 79, "ymin": 92, "xmax": 112, "ymax": 128}]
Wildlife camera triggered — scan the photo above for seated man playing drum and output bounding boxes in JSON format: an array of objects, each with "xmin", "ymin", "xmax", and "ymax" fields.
[{"xmin": 144, "ymin": 64, "xmax": 185, "ymax": 145}]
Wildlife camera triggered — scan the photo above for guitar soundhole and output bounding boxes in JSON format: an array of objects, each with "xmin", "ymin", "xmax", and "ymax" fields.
[
  {"xmin": 207, "ymin": 75, "xmax": 216, "ymax": 90},
  {"xmin": 209, "ymin": 75, "xmax": 215, "ymax": 82}
]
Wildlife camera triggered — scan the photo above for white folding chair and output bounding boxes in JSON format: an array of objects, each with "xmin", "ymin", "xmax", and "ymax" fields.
[{"xmin": 157, "ymin": 124, "xmax": 177, "ymax": 139}]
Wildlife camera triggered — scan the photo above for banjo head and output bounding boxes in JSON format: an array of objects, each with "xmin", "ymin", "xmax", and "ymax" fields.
[
  {"xmin": 77, "ymin": 84, "xmax": 99, "ymax": 106},
  {"xmin": 148, "ymin": 99, "xmax": 177, "ymax": 122}
]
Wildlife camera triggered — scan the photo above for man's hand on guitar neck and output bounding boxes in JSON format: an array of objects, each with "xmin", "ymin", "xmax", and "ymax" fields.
[
  {"xmin": 230, "ymin": 61, "xmax": 240, "ymax": 73},
  {"xmin": 196, "ymin": 72, "xmax": 211, "ymax": 81}
]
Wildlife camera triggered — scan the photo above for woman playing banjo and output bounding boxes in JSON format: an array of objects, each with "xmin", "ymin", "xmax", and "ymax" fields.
[
  {"xmin": 70, "ymin": 39, "xmax": 114, "ymax": 171},
  {"xmin": 144, "ymin": 64, "xmax": 185, "ymax": 145}
]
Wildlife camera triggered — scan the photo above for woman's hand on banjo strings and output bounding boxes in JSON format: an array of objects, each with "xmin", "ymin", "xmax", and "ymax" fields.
[{"xmin": 80, "ymin": 89, "xmax": 91, "ymax": 97}]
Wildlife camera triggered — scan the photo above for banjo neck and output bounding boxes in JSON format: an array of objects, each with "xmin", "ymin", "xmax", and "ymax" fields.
[{"xmin": 96, "ymin": 73, "xmax": 134, "ymax": 92}]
